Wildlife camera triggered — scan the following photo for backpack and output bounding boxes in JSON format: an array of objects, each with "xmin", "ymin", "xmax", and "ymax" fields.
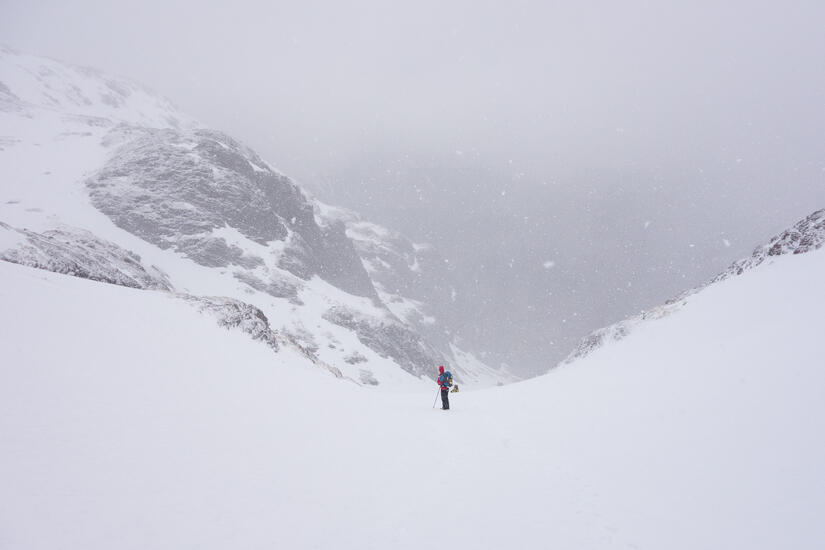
[{"xmin": 442, "ymin": 371, "xmax": 453, "ymax": 387}]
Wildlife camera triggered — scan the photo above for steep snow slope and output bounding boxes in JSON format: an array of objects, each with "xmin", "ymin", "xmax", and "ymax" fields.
[
  {"xmin": 0, "ymin": 47, "xmax": 507, "ymax": 387},
  {"xmin": 3, "ymin": 224, "xmax": 823, "ymax": 548}
]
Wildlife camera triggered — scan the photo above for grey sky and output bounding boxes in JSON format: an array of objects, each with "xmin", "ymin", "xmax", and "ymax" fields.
[
  {"xmin": 4, "ymin": 0, "xmax": 825, "ymax": 374},
  {"xmin": 8, "ymin": 1, "xmax": 824, "ymax": 171}
]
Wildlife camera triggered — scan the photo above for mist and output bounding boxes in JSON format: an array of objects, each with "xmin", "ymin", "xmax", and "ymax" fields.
[{"xmin": 4, "ymin": 0, "xmax": 824, "ymax": 375}]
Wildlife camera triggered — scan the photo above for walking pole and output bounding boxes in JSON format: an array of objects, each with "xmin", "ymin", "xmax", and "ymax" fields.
[{"xmin": 432, "ymin": 388, "xmax": 440, "ymax": 408}]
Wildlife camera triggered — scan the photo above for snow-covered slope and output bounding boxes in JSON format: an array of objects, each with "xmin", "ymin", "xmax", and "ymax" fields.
[
  {"xmin": 563, "ymin": 208, "xmax": 825, "ymax": 365},
  {"xmin": 3, "ymin": 212, "xmax": 824, "ymax": 549},
  {"xmin": 4, "ymin": 46, "xmax": 820, "ymax": 548},
  {"xmin": 0, "ymin": 46, "xmax": 508, "ymax": 388},
  {"xmin": 0, "ymin": 46, "xmax": 195, "ymax": 128}
]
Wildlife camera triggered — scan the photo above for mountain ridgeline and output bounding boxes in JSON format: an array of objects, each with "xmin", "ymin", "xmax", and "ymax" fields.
[{"xmin": 562, "ymin": 208, "xmax": 825, "ymax": 366}]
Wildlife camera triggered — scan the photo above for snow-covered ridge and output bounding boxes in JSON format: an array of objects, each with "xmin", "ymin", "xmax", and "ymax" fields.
[
  {"xmin": 709, "ymin": 208, "xmax": 825, "ymax": 283},
  {"xmin": 0, "ymin": 45, "xmax": 197, "ymax": 129},
  {"xmin": 562, "ymin": 207, "xmax": 825, "ymax": 366}
]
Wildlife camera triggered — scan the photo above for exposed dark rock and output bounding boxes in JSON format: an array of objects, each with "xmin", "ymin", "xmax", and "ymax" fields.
[
  {"xmin": 282, "ymin": 325, "xmax": 319, "ymax": 356},
  {"xmin": 87, "ymin": 128, "xmax": 378, "ymax": 299},
  {"xmin": 344, "ymin": 351, "xmax": 369, "ymax": 364},
  {"xmin": 182, "ymin": 295, "xmax": 279, "ymax": 351},
  {"xmin": 0, "ymin": 222, "xmax": 170, "ymax": 290},
  {"xmin": 359, "ymin": 369, "xmax": 379, "ymax": 385},
  {"xmin": 234, "ymin": 271, "xmax": 300, "ymax": 301},
  {"xmin": 184, "ymin": 296, "xmax": 349, "ymax": 381},
  {"xmin": 711, "ymin": 209, "xmax": 825, "ymax": 284},
  {"xmin": 321, "ymin": 206, "xmax": 458, "ymax": 351},
  {"xmin": 323, "ymin": 305, "xmax": 444, "ymax": 377},
  {"xmin": 176, "ymin": 237, "xmax": 263, "ymax": 269}
]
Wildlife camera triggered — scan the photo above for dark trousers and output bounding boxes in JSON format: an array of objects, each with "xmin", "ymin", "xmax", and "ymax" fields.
[{"xmin": 441, "ymin": 388, "xmax": 450, "ymax": 409}]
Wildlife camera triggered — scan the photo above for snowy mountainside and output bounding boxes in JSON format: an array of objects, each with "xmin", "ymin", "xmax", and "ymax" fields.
[
  {"xmin": 0, "ymin": 47, "xmax": 506, "ymax": 387},
  {"xmin": 317, "ymin": 202, "xmax": 515, "ymax": 384},
  {"xmin": 2, "ymin": 213, "xmax": 823, "ymax": 549},
  {"xmin": 0, "ymin": 222, "xmax": 345, "ymax": 379},
  {"xmin": 87, "ymin": 125, "xmax": 376, "ymax": 299},
  {"xmin": 562, "ymin": 207, "xmax": 825, "ymax": 366},
  {"xmin": 0, "ymin": 45, "xmax": 196, "ymax": 129}
]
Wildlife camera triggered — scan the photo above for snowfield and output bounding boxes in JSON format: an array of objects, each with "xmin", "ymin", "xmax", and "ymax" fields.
[{"xmin": 2, "ymin": 234, "xmax": 824, "ymax": 549}]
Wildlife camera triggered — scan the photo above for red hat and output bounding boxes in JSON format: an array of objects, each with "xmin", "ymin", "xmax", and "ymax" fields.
[{"xmin": 438, "ymin": 365, "xmax": 445, "ymax": 373}]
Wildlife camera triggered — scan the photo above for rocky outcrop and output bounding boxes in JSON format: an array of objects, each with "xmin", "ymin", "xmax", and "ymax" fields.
[
  {"xmin": 0, "ymin": 222, "xmax": 171, "ymax": 290},
  {"xmin": 233, "ymin": 271, "xmax": 300, "ymax": 302},
  {"xmin": 87, "ymin": 128, "xmax": 378, "ymax": 300},
  {"xmin": 710, "ymin": 208, "xmax": 825, "ymax": 284},
  {"xmin": 182, "ymin": 295, "xmax": 280, "ymax": 351},
  {"xmin": 318, "ymin": 203, "xmax": 458, "ymax": 349},
  {"xmin": 323, "ymin": 305, "xmax": 444, "ymax": 377}
]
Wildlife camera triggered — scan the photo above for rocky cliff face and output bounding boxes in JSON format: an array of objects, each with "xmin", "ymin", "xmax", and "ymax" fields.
[
  {"xmin": 562, "ymin": 208, "xmax": 825, "ymax": 366},
  {"xmin": 0, "ymin": 47, "xmax": 512, "ymax": 388},
  {"xmin": 318, "ymin": 203, "xmax": 457, "ymax": 343},
  {"xmin": 88, "ymin": 127, "xmax": 378, "ymax": 300},
  {"xmin": 313, "ymin": 203, "xmax": 515, "ymax": 382},
  {"xmin": 83, "ymin": 126, "xmax": 462, "ymax": 379}
]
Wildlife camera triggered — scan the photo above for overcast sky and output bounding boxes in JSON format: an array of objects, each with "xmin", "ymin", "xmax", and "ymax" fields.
[
  {"xmin": 4, "ymin": 0, "xmax": 825, "ymax": 374},
  {"xmin": 6, "ymin": 1, "xmax": 825, "ymax": 179}
]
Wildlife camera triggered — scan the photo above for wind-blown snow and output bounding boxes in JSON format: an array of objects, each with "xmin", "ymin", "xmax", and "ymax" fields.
[{"xmin": 2, "ymin": 237, "xmax": 824, "ymax": 548}]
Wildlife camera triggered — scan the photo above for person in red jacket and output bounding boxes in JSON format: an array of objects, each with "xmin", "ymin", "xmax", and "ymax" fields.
[{"xmin": 436, "ymin": 365, "xmax": 452, "ymax": 410}]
